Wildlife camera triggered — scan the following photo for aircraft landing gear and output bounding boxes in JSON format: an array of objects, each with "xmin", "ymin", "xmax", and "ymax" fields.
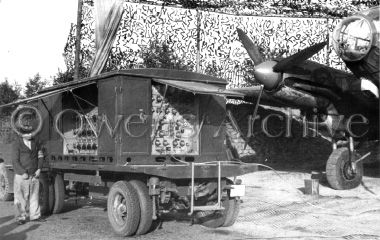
[{"xmin": 326, "ymin": 136, "xmax": 363, "ymax": 190}]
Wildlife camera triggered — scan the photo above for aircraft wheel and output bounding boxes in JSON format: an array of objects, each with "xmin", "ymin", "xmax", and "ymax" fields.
[
  {"xmin": 129, "ymin": 180, "xmax": 153, "ymax": 235},
  {"xmin": 326, "ymin": 147, "xmax": 363, "ymax": 190},
  {"xmin": 52, "ymin": 173, "xmax": 65, "ymax": 214},
  {"xmin": 107, "ymin": 181, "xmax": 140, "ymax": 236},
  {"xmin": 0, "ymin": 163, "xmax": 12, "ymax": 201}
]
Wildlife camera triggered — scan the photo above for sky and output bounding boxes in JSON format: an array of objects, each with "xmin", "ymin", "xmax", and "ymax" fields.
[{"xmin": 0, "ymin": 0, "xmax": 78, "ymax": 88}]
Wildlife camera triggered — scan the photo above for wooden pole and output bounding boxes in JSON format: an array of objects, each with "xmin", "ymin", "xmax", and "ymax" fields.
[
  {"xmin": 196, "ymin": 9, "xmax": 201, "ymax": 73},
  {"xmin": 74, "ymin": 0, "xmax": 83, "ymax": 81}
]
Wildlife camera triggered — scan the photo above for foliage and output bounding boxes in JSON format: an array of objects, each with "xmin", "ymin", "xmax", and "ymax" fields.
[
  {"xmin": 141, "ymin": 40, "xmax": 192, "ymax": 70},
  {"xmin": 0, "ymin": 80, "xmax": 20, "ymax": 105},
  {"xmin": 52, "ymin": 68, "xmax": 76, "ymax": 86},
  {"xmin": 0, "ymin": 80, "xmax": 21, "ymax": 116},
  {"xmin": 203, "ymin": 61, "xmax": 223, "ymax": 78},
  {"xmin": 24, "ymin": 73, "xmax": 48, "ymax": 97}
]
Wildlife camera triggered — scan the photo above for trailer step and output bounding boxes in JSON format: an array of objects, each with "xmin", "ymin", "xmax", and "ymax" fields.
[{"xmin": 193, "ymin": 205, "xmax": 224, "ymax": 211}]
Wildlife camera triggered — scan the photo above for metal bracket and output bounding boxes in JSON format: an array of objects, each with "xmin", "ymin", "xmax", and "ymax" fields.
[{"xmin": 189, "ymin": 161, "xmax": 224, "ymax": 215}]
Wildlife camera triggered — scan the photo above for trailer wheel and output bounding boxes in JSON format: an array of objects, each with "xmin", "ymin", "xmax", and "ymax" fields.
[
  {"xmin": 326, "ymin": 147, "xmax": 363, "ymax": 190},
  {"xmin": 48, "ymin": 180, "xmax": 55, "ymax": 213},
  {"xmin": 222, "ymin": 197, "xmax": 240, "ymax": 227},
  {"xmin": 196, "ymin": 196, "xmax": 239, "ymax": 228},
  {"xmin": 0, "ymin": 163, "xmax": 12, "ymax": 201},
  {"xmin": 130, "ymin": 180, "xmax": 153, "ymax": 235},
  {"xmin": 107, "ymin": 181, "xmax": 141, "ymax": 236},
  {"xmin": 52, "ymin": 174, "xmax": 65, "ymax": 214},
  {"xmin": 39, "ymin": 173, "xmax": 51, "ymax": 215}
]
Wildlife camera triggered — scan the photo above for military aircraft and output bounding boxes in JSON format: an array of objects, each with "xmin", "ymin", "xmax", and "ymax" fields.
[{"xmin": 231, "ymin": 6, "xmax": 379, "ymax": 190}]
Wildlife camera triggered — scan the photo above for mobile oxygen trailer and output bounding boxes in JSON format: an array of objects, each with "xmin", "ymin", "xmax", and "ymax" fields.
[{"xmin": 0, "ymin": 68, "xmax": 257, "ymax": 236}]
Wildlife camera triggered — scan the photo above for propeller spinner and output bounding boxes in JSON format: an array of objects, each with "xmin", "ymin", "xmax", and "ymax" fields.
[{"xmin": 236, "ymin": 28, "xmax": 327, "ymax": 91}]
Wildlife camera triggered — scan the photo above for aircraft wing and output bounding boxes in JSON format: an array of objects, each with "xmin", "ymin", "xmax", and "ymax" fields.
[{"xmin": 229, "ymin": 84, "xmax": 331, "ymax": 110}]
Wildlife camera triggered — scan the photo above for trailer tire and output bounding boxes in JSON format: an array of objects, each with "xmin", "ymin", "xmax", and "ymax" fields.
[
  {"xmin": 326, "ymin": 147, "xmax": 363, "ymax": 190},
  {"xmin": 48, "ymin": 180, "xmax": 55, "ymax": 213},
  {"xmin": 197, "ymin": 197, "xmax": 237, "ymax": 228},
  {"xmin": 129, "ymin": 180, "xmax": 153, "ymax": 235},
  {"xmin": 52, "ymin": 174, "xmax": 65, "ymax": 214},
  {"xmin": 39, "ymin": 173, "xmax": 52, "ymax": 215},
  {"xmin": 222, "ymin": 197, "xmax": 240, "ymax": 227},
  {"xmin": 107, "ymin": 181, "xmax": 140, "ymax": 236},
  {"xmin": 0, "ymin": 163, "xmax": 12, "ymax": 201}
]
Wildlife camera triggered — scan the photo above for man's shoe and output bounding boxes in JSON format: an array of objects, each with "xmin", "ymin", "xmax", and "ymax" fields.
[
  {"xmin": 16, "ymin": 219, "xmax": 26, "ymax": 225},
  {"xmin": 30, "ymin": 217, "xmax": 46, "ymax": 222}
]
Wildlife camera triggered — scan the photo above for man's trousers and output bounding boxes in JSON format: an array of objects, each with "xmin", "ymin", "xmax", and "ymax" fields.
[{"xmin": 14, "ymin": 174, "xmax": 41, "ymax": 221}]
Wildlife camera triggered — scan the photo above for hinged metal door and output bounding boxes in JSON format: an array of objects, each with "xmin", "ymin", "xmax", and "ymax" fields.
[{"xmin": 120, "ymin": 76, "xmax": 151, "ymax": 156}]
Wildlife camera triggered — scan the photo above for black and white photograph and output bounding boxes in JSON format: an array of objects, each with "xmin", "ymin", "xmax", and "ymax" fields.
[{"xmin": 0, "ymin": 0, "xmax": 379, "ymax": 239}]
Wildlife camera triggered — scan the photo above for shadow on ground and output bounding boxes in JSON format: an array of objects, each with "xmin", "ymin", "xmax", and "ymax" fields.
[
  {"xmin": 58, "ymin": 197, "xmax": 107, "ymax": 214},
  {"xmin": 0, "ymin": 215, "xmax": 40, "ymax": 240}
]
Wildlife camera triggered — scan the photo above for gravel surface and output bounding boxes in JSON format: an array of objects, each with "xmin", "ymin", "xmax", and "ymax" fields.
[{"xmin": 1, "ymin": 168, "xmax": 380, "ymax": 240}]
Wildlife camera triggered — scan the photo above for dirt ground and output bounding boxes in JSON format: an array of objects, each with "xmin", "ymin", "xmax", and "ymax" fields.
[{"xmin": 1, "ymin": 164, "xmax": 380, "ymax": 240}]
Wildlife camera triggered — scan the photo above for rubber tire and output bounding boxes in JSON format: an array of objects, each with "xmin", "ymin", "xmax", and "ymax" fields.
[
  {"xmin": 107, "ymin": 181, "xmax": 141, "ymax": 236},
  {"xmin": 52, "ymin": 174, "xmax": 65, "ymax": 214},
  {"xmin": 222, "ymin": 197, "xmax": 240, "ymax": 227},
  {"xmin": 129, "ymin": 180, "xmax": 153, "ymax": 235},
  {"xmin": 39, "ymin": 173, "xmax": 51, "ymax": 215},
  {"xmin": 197, "ymin": 178, "xmax": 241, "ymax": 228},
  {"xmin": 0, "ymin": 164, "xmax": 12, "ymax": 201},
  {"xmin": 197, "ymin": 197, "xmax": 238, "ymax": 228},
  {"xmin": 326, "ymin": 147, "xmax": 363, "ymax": 190},
  {"xmin": 48, "ymin": 181, "xmax": 55, "ymax": 213}
]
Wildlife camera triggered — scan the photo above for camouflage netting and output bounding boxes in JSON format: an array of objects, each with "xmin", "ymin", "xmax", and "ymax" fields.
[
  {"xmin": 62, "ymin": 1, "xmax": 377, "ymax": 85},
  {"xmin": 62, "ymin": 1, "xmax": 378, "ymax": 170},
  {"xmin": 126, "ymin": 0, "xmax": 379, "ymax": 18}
]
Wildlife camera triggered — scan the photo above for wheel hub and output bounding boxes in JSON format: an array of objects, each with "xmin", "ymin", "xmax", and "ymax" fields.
[
  {"xmin": 342, "ymin": 161, "xmax": 356, "ymax": 180},
  {"xmin": 113, "ymin": 194, "xmax": 128, "ymax": 225},
  {"xmin": 116, "ymin": 203, "xmax": 127, "ymax": 216}
]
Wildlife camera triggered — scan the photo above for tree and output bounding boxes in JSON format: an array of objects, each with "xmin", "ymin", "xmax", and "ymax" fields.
[
  {"xmin": 141, "ymin": 40, "xmax": 192, "ymax": 70},
  {"xmin": 52, "ymin": 68, "xmax": 75, "ymax": 86},
  {"xmin": 24, "ymin": 73, "xmax": 47, "ymax": 97},
  {"xmin": 0, "ymin": 80, "xmax": 21, "ymax": 116},
  {"xmin": 0, "ymin": 80, "xmax": 20, "ymax": 105}
]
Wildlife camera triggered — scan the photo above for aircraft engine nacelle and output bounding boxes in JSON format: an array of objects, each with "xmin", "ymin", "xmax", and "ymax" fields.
[
  {"xmin": 332, "ymin": 7, "xmax": 380, "ymax": 87},
  {"xmin": 253, "ymin": 60, "xmax": 283, "ymax": 91}
]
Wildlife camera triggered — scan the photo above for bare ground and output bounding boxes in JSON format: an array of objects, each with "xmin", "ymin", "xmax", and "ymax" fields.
[{"xmin": 1, "ymin": 167, "xmax": 380, "ymax": 240}]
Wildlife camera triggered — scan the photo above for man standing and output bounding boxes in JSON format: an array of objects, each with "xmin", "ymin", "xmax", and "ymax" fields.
[{"xmin": 11, "ymin": 133, "xmax": 45, "ymax": 224}]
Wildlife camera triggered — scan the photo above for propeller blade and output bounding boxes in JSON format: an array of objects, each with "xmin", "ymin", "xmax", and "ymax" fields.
[
  {"xmin": 273, "ymin": 41, "xmax": 327, "ymax": 73},
  {"xmin": 282, "ymin": 65, "xmax": 312, "ymax": 75},
  {"xmin": 236, "ymin": 28, "xmax": 264, "ymax": 65}
]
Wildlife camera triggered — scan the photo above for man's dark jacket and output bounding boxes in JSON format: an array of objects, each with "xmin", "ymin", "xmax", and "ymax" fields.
[{"xmin": 11, "ymin": 137, "xmax": 44, "ymax": 175}]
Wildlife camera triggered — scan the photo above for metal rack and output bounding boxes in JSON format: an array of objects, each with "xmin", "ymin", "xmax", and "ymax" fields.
[{"xmin": 189, "ymin": 161, "xmax": 224, "ymax": 215}]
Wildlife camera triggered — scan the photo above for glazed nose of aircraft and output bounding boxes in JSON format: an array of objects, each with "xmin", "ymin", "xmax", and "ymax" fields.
[
  {"xmin": 253, "ymin": 61, "xmax": 282, "ymax": 91},
  {"xmin": 332, "ymin": 15, "xmax": 373, "ymax": 62}
]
